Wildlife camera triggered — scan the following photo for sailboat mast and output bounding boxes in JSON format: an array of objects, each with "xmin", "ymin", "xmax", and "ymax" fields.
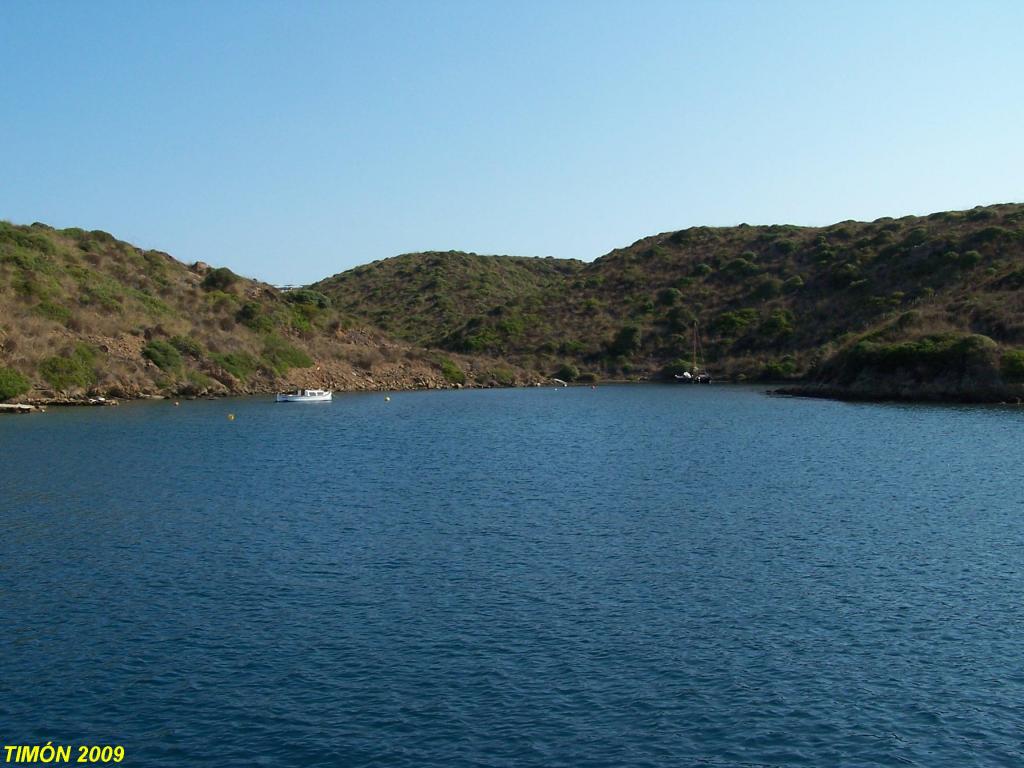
[{"xmin": 693, "ymin": 320, "xmax": 697, "ymax": 373}]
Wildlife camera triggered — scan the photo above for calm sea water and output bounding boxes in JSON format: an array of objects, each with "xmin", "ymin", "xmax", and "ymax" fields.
[{"xmin": 2, "ymin": 385, "xmax": 1023, "ymax": 767}]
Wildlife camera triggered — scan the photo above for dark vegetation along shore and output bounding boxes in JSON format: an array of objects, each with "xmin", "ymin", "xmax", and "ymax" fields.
[{"xmin": 3, "ymin": 201, "xmax": 1024, "ymax": 406}]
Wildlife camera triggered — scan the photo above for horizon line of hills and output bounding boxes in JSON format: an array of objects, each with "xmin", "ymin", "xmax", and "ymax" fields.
[{"xmin": 2, "ymin": 200, "xmax": 1024, "ymax": 403}]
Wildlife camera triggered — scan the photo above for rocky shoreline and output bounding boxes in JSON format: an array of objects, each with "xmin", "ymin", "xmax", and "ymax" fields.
[
  {"xmin": 12, "ymin": 373, "xmax": 1024, "ymax": 411},
  {"xmin": 6, "ymin": 363, "xmax": 561, "ymax": 411},
  {"xmin": 0, "ymin": 403, "xmax": 43, "ymax": 414}
]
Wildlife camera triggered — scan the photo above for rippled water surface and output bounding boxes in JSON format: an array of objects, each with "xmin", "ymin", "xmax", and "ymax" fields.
[{"xmin": 2, "ymin": 385, "xmax": 1024, "ymax": 767}]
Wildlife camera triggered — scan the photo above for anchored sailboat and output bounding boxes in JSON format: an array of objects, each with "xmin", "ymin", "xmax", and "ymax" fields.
[{"xmin": 674, "ymin": 321, "xmax": 712, "ymax": 384}]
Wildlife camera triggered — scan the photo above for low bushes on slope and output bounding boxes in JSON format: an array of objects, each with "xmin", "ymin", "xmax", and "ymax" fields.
[{"xmin": 0, "ymin": 366, "xmax": 30, "ymax": 401}]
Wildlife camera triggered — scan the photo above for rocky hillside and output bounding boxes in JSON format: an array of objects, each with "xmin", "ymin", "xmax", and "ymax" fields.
[
  {"xmin": 6, "ymin": 203, "xmax": 1024, "ymax": 405},
  {"xmin": 0, "ymin": 223, "xmax": 533, "ymax": 403},
  {"xmin": 315, "ymin": 203, "xmax": 1024, "ymax": 400}
]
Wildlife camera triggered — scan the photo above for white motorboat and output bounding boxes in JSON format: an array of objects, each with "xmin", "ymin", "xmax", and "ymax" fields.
[{"xmin": 275, "ymin": 388, "xmax": 332, "ymax": 403}]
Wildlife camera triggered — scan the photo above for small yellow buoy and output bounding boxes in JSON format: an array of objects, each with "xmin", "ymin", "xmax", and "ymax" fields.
[{"xmin": 227, "ymin": 413, "xmax": 235, "ymax": 421}]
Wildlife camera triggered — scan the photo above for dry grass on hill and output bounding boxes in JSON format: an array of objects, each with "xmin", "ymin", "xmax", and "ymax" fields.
[{"xmin": 0, "ymin": 223, "xmax": 529, "ymax": 402}]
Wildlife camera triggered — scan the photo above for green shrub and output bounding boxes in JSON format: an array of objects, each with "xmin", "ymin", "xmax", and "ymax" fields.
[
  {"xmin": 34, "ymin": 301, "xmax": 72, "ymax": 323},
  {"xmin": 714, "ymin": 309, "xmax": 758, "ymax": 335},
  {"xmin": 783, "ymin": 275, "xmax": 804, "ymax": 292},
  {"xmin": 639, "ymin": 245, "xmax": 667, "ymax": 260},
  {"xmin": 211, "ymin": 352, "xmax": 259, "ymax": 381},
  {"xmin": 0, "ymin": 366, "xmax": 30, "ymax": 401},
  {"xmin": 295, "ymin": 307, "xmax": 319, "ymax": 333},
  {"xmin": 128, "ymin": 289, "xmax": 172, "ymax": 317},
  {"xmin": 201, "ymin": 267, "xmax": 238, "ymax": 291},
  {"xmin": 11, "ymin": 272, "xmax": 54, "ymax": 299},
  {"xmin": 205, "ymin": 290, "xmax": 237, "ymax": 311},
  {"xmin": 185, "ymin": 371, "xmax": 216, "ymax": 390},
  {"xmin": 142, "ymin": 251, "xmax": 170, "ymax": 283},
  {"xmin": 657, "ymin": 287, "xmax": 682, "ymax": 306},
  {"xmin": 39, "ymin": 344, "xmax": 98, "ymax": 391},
  {"xmin": 959, "ymin": 250, "xmax": 982, "ymax": 269},
  {"xmin": 721, "ymin": 258, "xmax": 760, "ymax": 277},
  {"xmin": 142, "ymin": 340, "xmax": 183, "ymax": 373},
  {"xmin": 236, "ymin": 301, "xmax": 274, "ymax": 333},
  {"xmin": 609, "ymin": 325, "xmax": 641, "ymax": 355},
  {"xmin": 170, "ymin": 335, "xmax": 203, "ymax": 358},
  {"xmin": 830, "ymin": 262, "xmax": 860, "ymax": 288},
  {"xmin": 496, "ymin": 314, "xmax": 526, "ymax": 338},
  {"xmin": 633, "ymin": 298, "xmax": 655, "ymax": 315},
  {"xmin": 751, "ymin": 276, "xmax": 782, "ymax": 300},
  {"xmin": 439, "ymin": 358, "xmax": 466, "ymax": 384},
  {"xmin": 763, "ymin": 356, "xmax": 798, "ymax": 379},
  {"xmin": 0, "ymin": 222, "xmax": 57, "ymax": 255},
  {"xmin": 88, "ymin": 229, "xmax": 116, "ymax": 245},
  {"xmin": 72, "ymin": 270, "xmax": 124, "ymax": 312},
  {"xmin": 484, "ymin": 366, "xmax": 516, "ymax": 386},
  {"xmin": 554, "ymin": 363, "xmax": 579, "ymax": 381},
  {"xmin": 902, "ymin": 227, "xmax": 929, "ymax": 247},
  {"xmin": 443, "ymin": 317, "xmax": 504, "ymax": 354},
  {"xmin": 1, "ymin": 243, "xmax": 57, "ymax": 274},
  {"xmin": 665, "ymin": 305, "xmax": 694, "ymax": 333},
  {"xmin": 761, "ymin": 309, "xmax": 794, "ymax": 337},
  {"xmin": 967, "ymin": 226, "xmax": 1013, "ymax": 246},
  {"xmin": 250, "ymin": 315, "xmax": 275, "ymax": 334},
  {"xmin": 285, "ymin": 289, "xmax": 331, "ymax": 309},
  {"xmin": 261, "ymin": 335, "xmax": 313, "ymax": 374},
  {"xmin": 937, "ymin": 250, "xmax": 983, "ymax": 272}
]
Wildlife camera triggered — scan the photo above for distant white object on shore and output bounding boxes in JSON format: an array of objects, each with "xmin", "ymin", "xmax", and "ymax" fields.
[
  {"xmin": 551, "ymin": 378, "xmax": 568, "ymax": 387},
  {"xmin": 275, "ymin": 389, "xmax": 333, "ymax": 402}
]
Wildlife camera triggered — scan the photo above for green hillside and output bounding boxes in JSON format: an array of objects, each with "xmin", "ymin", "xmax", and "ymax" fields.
[
  {"xmin": 313, "ymin": 250, "xmax": 584, "ymax": 345},
  {"xmin": 315, "ymin": 203, "xmax": 1024, "ymax": 399},
  {"xmin": 6, "ymin": 203, "xmax": 1024, "ymax": 404},
  {"xmin": 0, "ymin": 223, "xmax": 511, "ymax": 401}
]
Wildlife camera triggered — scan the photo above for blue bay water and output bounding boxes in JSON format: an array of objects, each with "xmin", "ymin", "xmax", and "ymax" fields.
[{"xmin": 1, "ymin": 385, "xmax": 1023, "ymax": 767}]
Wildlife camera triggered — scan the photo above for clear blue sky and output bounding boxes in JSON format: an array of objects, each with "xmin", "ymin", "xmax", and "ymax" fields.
[{"xmin": 2, "ymin": 1, "xmax": 1022, "ymax": 285}]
